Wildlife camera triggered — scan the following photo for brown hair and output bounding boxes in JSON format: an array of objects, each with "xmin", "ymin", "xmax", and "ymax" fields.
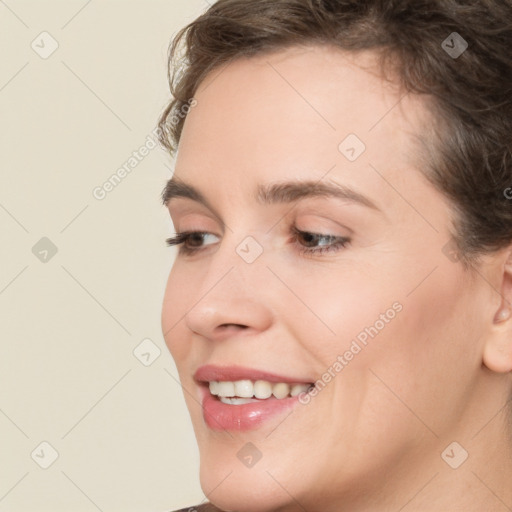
[{"xmin": 157, "ymin": 0, "xmax": 512, "ymax": 266}]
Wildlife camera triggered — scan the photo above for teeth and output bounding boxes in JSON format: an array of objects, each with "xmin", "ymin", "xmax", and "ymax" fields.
[
  {"xmin": 219, "ymin": 397, "xmax": 255, "ymax": 405},
  {"xmin": 272, "ymin": 382, "xmax": 290, "ymax": 399},
  {"xmin": 290, "ymin": 384, "xmax": 311, "ymax": 396},
  {"xmin": 216, "ymin": 381, "xmax": 235, "ymax": 397},
  {"xmin": 208, "ymin": 379, "xmax": 312, "ymax": 400},
  {"xmin": 254, "ymin": 380, "xmax": 273, "ymax": 399},
  {"xmin": 234, "ymin": 379, "xmax": 253, "ymax": 398}
]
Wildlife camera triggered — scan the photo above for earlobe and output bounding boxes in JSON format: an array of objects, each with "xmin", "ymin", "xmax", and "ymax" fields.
[
  {"xmin": 493, "ymin": 306, "xmax": 512, "ymax": 323},
  {"xmin": 483, "ymin": 336, "xmax": 512, "ymax": 373},
  {"xmin": 483, "ymin": 249, "xmax": 512, "ymax": 373},
  {"xmin": 485, "ymin": 309, "xmax": 512, "ymax": 371}
]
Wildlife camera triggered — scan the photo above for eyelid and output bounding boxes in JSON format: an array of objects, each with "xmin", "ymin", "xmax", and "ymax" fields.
[
  {"xmin": 293, "ymin": 214, "xmax": 353, "ymax": 237},
  {"xmin": 170, "ymin": 213, "xmax": 224, "ymax": 235},
  {"xmin": 171, "ymin": 202, "xmax": 354, "ymax": 231},
  {"xmin": 169, "ymin": 205, "xmax": 221, "ymax": 222}
]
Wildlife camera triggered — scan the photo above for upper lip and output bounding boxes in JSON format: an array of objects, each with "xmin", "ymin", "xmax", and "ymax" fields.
[{"xmin": 194, "ymin": 364, "xmax": 313, "ymax": 384}]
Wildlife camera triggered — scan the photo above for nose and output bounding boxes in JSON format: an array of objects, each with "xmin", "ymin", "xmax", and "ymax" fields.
[{"xmin": 184, "ymin": 244, "xmax": 273, "ymax": 342}]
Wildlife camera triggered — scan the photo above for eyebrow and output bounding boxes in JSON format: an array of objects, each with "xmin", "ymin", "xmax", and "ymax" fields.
[{"xmin": 162, "ymin": 176, "xmax": 381, "ymax": 213}]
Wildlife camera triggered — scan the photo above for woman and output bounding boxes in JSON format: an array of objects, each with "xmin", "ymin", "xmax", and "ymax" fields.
[{"xmin": 159, "ymin": 1, "xmax": 512, "ymax": 511}]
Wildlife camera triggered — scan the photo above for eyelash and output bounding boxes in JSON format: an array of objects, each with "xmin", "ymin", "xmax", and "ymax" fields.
[{"xmin": 165, "ymin": 226, "xmax": 350, "ymax": 257}]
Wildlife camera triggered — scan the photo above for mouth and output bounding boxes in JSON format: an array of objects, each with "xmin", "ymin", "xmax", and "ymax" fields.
[
  {"xmin": 208, "ymin": 379, "xmax": 314, "ymax": 404},
  {"xmin": 194, "ymin": 365, "xmax": 316, "ymax": 431}
]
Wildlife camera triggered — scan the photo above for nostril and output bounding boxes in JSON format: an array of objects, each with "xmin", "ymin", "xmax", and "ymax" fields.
[{"xmin": 211, "ymin": 324, "xmax": 250, "ymax": 340}]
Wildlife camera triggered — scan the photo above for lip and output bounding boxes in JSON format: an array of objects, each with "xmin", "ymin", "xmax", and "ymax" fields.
[
  {"xmin": 198, "ymin": 384, "xmax": 305, "ymax": 431},
  {"xmin": 194, "ymin": 364, "xmax": 312, "ymax": 384},
  {"xmin": 194, "ymin": 364, "xmax": 314, "ymax": 432}
]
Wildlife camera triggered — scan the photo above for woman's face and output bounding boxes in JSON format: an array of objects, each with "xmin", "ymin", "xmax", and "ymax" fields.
[{"xmin": 161, "ymin": 45, "xmax": 499, "ymax": 511}]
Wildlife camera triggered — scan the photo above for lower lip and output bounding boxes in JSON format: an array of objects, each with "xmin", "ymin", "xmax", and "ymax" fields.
[{"xmin": 199, "ymin": 385, "xmax": 303, "ymax": 431}]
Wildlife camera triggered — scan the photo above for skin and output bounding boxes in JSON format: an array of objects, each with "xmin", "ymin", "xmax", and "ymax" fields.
[{"xmin": 161, "ymin": 44, "xmax": 512, "ymax": 512}]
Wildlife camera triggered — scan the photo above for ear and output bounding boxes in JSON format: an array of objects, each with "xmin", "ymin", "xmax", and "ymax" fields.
[{"xmin": 483, "ymin": 248, "xmax": 512, "ymax": 373}]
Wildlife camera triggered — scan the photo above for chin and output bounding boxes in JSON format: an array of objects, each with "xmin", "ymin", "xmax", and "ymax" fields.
[{"xmin": 199, "ymin": 462, "xmax": 295, "ymax": 512}]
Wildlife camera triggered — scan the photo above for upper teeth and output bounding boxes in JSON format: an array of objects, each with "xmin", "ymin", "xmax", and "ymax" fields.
[{"xmin": 209, "ymin": 380, "xmax": 312, "ymax": 399}]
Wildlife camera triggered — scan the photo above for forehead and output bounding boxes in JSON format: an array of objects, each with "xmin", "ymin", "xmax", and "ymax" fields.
[{"xmin": 174, "ymin": 44, "xmax": 435, "ymax": 213}]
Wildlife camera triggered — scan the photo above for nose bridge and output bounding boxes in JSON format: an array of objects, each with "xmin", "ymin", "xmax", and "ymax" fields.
[
  {"xmin": 183, "ymin": 231, "xmax": 272, "ymax": 338},
  {"xmin": 202, "ymin": 226, "xmax": 269, "ymax": 293}
]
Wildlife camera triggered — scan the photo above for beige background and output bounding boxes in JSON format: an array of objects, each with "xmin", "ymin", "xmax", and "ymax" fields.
[{"xmin": 0, "ymin": 1, "xmax": 212, "ymax": 510}]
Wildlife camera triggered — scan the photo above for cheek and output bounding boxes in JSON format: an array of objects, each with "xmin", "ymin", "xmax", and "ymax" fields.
[
  {"xmin": 285, "ymin": 254, "xmax": 474, "ymax": 392},
  {"xmin": 277, "ymin": 261, "xmax": 402, "ymax": 364},
  {"xmin": 344, "ymin": 262, "xmax": 480, "ymax": 429}
]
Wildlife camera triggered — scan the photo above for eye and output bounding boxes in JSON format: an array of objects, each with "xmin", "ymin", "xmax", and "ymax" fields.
[
  {"xmin": 290, "ymin": 226, "xmax": 350, "ymax": 257},
  {"xmin": 165, "ymin": 231, "xmax": 219, "ymax": 256},
  {"xmin": 165, "ymin": 226, "xmax": 350, "ymax": 257}
]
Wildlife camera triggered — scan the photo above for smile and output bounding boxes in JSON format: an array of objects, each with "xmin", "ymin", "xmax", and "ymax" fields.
[
  {"xmin": 195, "ymin": 365, "xmax": 316, "ymax": 431},
  {"xmin": 209, "ymin": 380, "xmax": 313, "ymax": 403}
]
